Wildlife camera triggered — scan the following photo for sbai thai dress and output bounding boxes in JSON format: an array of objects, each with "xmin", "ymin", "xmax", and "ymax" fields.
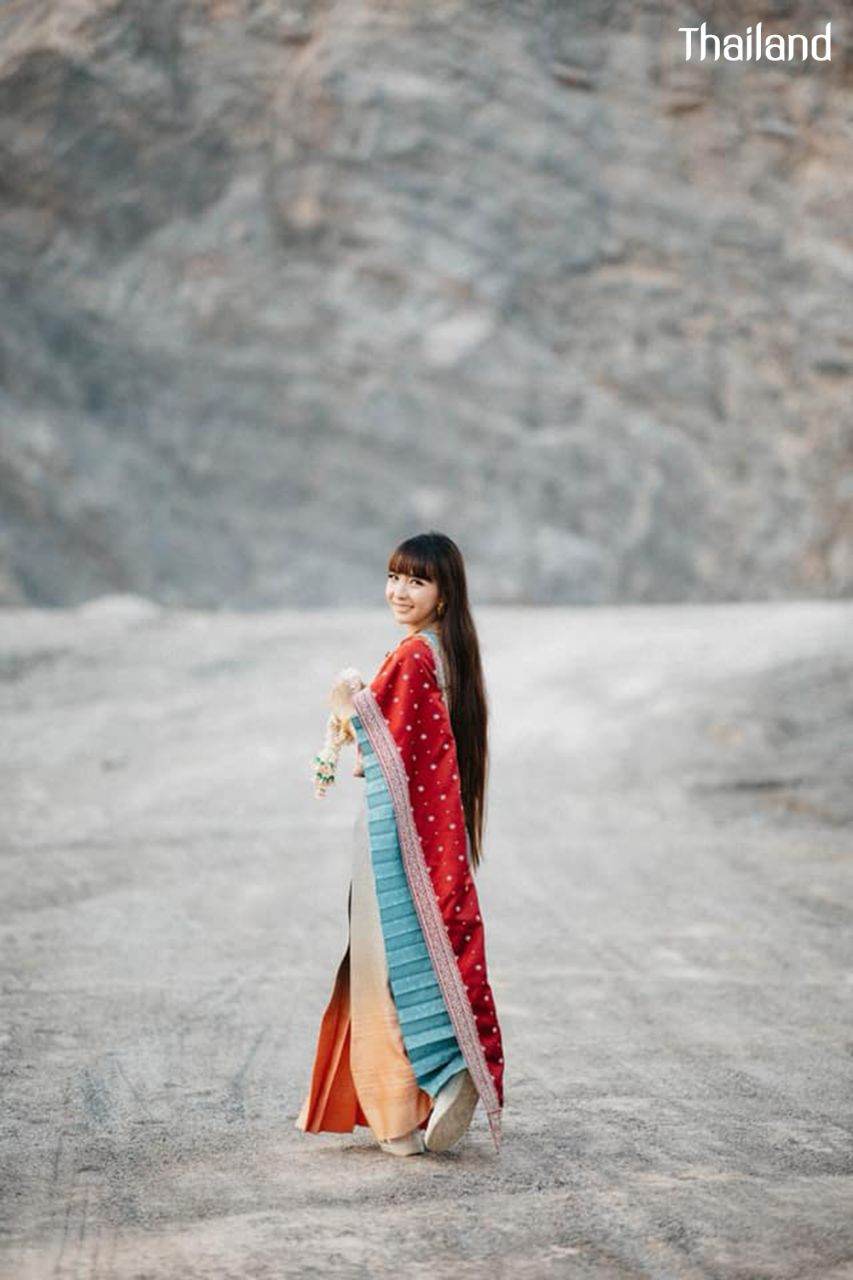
[{"xmin": 295, "ymin": 627, "xmax": 505, "ymax": 1150}]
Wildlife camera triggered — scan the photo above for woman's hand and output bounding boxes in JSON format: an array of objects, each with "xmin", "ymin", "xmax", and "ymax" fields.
[
  {"xmin": 329, "ymin": 667, "xmax": 364, "ymax": 721},
  {"xmin": 330, "ymin": 682, "xmax": 355, "ymax": 719}
]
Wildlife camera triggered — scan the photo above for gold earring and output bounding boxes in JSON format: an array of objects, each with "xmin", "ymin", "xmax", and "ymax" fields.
[{"xmin": 437, "ymin": 600, "xmax": 446, "ymax": 617}]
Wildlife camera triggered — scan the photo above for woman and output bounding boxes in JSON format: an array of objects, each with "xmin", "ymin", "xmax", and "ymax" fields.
[{"xmin": 296, "ymin": 532, "xmax": 504, "ymax": 1155}]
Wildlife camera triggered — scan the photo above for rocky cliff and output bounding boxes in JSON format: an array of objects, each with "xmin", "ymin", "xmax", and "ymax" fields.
[{"xmin": 0, "ymin": 0, "xmax": 850, "ymax": 606}]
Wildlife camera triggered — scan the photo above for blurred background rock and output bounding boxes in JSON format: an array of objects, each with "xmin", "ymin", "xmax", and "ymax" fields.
[{"xmin": 0, "ymin": 0, "xmax": 850, "ymax": 608}]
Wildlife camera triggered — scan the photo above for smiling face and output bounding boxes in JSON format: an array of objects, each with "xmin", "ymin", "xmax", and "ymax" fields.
[{"xmin": 386, "ymin": 569, "xmax": 440, "ymax": 634}]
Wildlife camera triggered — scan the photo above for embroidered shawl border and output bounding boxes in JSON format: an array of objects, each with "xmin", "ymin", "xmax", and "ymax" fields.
[{"xmin": 352, "ymin": 685, "xmax": 502, "ymax": 1152}]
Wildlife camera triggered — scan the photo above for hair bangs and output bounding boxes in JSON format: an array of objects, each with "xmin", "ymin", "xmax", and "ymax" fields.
[{"xmin": 388, "ymin": 544, "xmax": 436, "ymax": 582}]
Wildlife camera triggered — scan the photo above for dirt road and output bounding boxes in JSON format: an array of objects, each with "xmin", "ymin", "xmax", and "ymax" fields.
[{"xmin": 2, "ymin": 600, "xmax": 851, "ymax": 1279}]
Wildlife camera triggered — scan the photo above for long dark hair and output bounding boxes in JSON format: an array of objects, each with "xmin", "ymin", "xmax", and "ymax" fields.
[{"xmin": 387, "ymin": 532, "xmax": 489, "ymax": 870}]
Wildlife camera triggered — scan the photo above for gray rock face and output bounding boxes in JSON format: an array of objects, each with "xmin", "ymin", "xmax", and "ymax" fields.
[{"xmin": 0, "ymin": 1, "xmax": 851, "ymax": 606}]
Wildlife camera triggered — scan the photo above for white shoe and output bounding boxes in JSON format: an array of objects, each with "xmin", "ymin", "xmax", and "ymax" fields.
[
  {"xmin": 424, "ymin": 1069, "xmax": 478, "ymax": 1153},
  {"xmin": 378, "ymin": 1127, "xmax": 426, "ymax": 1156}
]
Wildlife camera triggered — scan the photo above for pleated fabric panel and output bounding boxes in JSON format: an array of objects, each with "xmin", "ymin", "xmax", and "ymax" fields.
[{"xmin": 351, "ymin": 712, "xmax": 467, "ymax": 1099}]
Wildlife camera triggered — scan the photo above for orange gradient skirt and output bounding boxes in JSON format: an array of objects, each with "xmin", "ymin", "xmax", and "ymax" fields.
[{"xmin": 295, "ymin": 802, "xmax": 433, "ymax": 1142}]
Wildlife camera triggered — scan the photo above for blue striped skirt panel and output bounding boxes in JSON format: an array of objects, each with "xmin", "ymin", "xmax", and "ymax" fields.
[{"xmin": 351, "ymin": 712, "xmax": 466, "ymax": 1098}]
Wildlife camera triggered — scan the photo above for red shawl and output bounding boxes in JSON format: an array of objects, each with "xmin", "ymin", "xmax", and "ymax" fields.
[{"xmin": 352, "ymin": 632, "xmax": 505, "ymax": 1150}]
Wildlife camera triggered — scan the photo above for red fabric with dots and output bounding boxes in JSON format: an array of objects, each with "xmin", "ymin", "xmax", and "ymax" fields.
[{"xmin": 366, "ymin": 633, "xmax": 505, "ymax": 1107}]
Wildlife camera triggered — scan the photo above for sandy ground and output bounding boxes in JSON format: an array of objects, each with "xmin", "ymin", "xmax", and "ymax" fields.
[{"xmin": 1, "ymin": 600, "xmax": 851, "ymax": 1280}]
